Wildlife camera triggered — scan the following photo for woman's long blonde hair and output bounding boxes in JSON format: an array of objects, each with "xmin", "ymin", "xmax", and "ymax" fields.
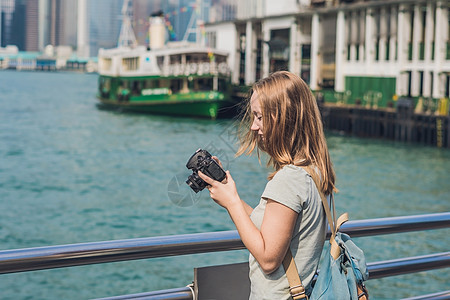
[{"xmin": 237, "ymin": 71, "xmax": 336, "ymax": 196}]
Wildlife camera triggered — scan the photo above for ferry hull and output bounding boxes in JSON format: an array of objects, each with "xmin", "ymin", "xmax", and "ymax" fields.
[{"xmin": 97, "ymin": 97, "xmax": 238, "ymax": 119}]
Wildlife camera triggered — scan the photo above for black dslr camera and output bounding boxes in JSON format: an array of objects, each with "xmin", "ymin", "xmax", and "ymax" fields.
[{"xmin": 186, "ymin": 149, "xmax": 226, "ymax": 193}]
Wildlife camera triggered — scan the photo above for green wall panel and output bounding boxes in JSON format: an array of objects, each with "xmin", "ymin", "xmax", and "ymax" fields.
[{"xmin": 345, "ymin": 76, "xmax": 396, "ymax": 107}]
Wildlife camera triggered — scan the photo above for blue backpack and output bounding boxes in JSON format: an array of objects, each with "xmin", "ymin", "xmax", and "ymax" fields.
[
  {"xmin": 282, "ymin": 170, "xmax": 369, "ymax": 300},
  {"xmin": 309, "ymin": 213, "xmax": 369, "ymax": 300}
]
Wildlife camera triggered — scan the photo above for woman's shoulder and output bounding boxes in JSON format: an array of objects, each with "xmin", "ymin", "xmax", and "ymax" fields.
[
  {"xmin": 273, "ymin": 164, "xmax": 310, "ymax": 181},
  {"xmin": 263, "ymin": 165, "xmax": 312, "ymax": 211},
  {"xmin": 269, "ymin": 164, "xmax": 312, "ymax": 189}
]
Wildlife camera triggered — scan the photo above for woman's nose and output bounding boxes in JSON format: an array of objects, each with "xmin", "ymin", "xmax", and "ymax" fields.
[{"xmin": 251, "ymin": 120, "xmax": 259, "ymax": 131}]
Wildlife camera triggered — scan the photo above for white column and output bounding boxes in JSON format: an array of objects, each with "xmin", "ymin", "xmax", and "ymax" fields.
[
  {"xmin": 379, "ymin": 8, "xmax": 387, "ymax": 61},
  {"xmin": 412, "ymin": 4, "xmax": 422, "ymax": 62},
  {"xmin": 232, "ymin": 26, "xmax": 241, "ymax": 84},
  {"xmin": 433, "ymin": 1, "xmax": 448, "ymax": 98},
  {"xmin": 365, "ymin": 8, "xmax": 375, "ymax": 66},
  {"xmin": 423, "ymin": 3, "xmax": 435, "ymax": 97},
  {"xmin": 389, "ymin": 6, "xmax": 397, "ymax": 61},
  {"xmin": 262, "ymin": 23, "xmax": 270, "ymax": 78},
  {"xmin": 245, "ymin": 21, "xmax": 255, "ymax": 85},
  {"xmin": 396, "ymin": 5, "xmax": 408, "ymax": 96},
  {"xmin": 422, "ymin": 71, "xmax": 432, "ymax": 98},
  {"xmin": 335, "ymin": 10, "xmax": 346, "ymax": 92},
  {"xmin": 310, "ymin": 13, "xmax": 321, "ymax": 90},
  {"xmin": 289, "ymin": 20, "xmax": 300, "ymax": 76},
  {"xmin": 424, "ymin": 3, "xmax": 434, "ymax": 62},
  {"xmin": 350, "ymin": 11, "xmax": 357, "ymax": 61},
  {"xmin": 410, "ymin": 71, "xmax": 420, "ymax": 96},
  {"xmin": 359, "ymin": 11, "xmax": 365, "ymax": 60},
  {"xmin": 410, "ymin": 4, "xmax": 422, "ymax": 96}
]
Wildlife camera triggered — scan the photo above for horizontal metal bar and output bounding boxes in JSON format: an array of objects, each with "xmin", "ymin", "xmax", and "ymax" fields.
[
  {"xmin": 402, "ymin": 290, "xmax": 450, "ymax": 300},
  {"xmin": 367, "ymin": 252, "xmax": 450, "ymax": 280},
  {"xmin": 0, "ymin": 212, "xmax": 448, "ymax": 275},
  {"xmin": 94, "ymin": 252, "xmax": 450, "ymax": 300},
  {"xmin": 340, "ymin": 212, "xmax": 450, "ymax": 238},
  {"xmin": 0, "ymin": 230, "xmax": 243, "ymax": 275},
  {"xmin": 95, "ymin": 287, "xmax": 194, "ymax": 300}
]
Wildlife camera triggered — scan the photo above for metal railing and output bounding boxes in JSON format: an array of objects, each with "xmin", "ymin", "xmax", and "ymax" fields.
[{"xmin": 0, "ymin": 212, "xmax": 449, "ymax": 299}]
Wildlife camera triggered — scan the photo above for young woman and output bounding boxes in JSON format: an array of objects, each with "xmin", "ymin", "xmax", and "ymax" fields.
[{"xmin": 198, "ymin": 71, "xmax": 336, "ymax": 299}]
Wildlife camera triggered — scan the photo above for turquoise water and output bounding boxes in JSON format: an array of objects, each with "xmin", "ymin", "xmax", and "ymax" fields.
[{"xmin": 0, "ymin": 71, "xmax": 449, "ymax": 299}]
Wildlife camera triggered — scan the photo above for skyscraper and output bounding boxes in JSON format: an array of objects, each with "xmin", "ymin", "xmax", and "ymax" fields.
[
  {"xmin": 77, "ymin": 0, "xmax": 122, "ymax": 57},
  {"xmin": 60, "ymin": 0, "xmax": 77, "ymax": 48},
  {"xmin": 43, "ymin": 0, "xmax": 77, "ymax": 50},
  {"xmin": 25, "ymin": 0, "xmax": 38, "ymax": 51},
  {"xmin": 1, "ymin": 0, "xmax": 16, "ymax": 48},
  {"xmin": 132, "ymin": 0, "xmax": 161, "ymax": 46}
]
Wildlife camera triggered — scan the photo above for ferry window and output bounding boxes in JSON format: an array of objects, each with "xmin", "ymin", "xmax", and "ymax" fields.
[
  {"xmin": 206, "ymin": 32, "xmax": 217, "ymax": 48},
  {"xmin": 157, "ymin": 56, "xmax": 164, "ymax": 69},
  {"xmin": 170, "ymin": 55, "xmax": 181, "ymax": 64},
  {"xmin": 194, "ymin": 78, "xmax": 213, "ymax": 91},
  {"xmin": 119, "ymin": 80, "xmax": 129, "ymax": 89},
  {"xmin": 102, "ymin": 58, "xmax": 112, "ymax": 70},
  {"xmin": 131, "ymin": 81, "xmax": 141, "ymax": 96},
  {"xmin": 122, "ymin": 57, "xmax": 139, "ymax": 71},
  {"xmin": 218, "ymin": 79, "xmax": 227, "ymax": 91},
  {"xmin": 145, "ymin": 79, "xmax": 160, "ymax": 89},
  {"xmin": 160, "ymin": 79, "xmax": 170, "ymax": 88},
  {"xmin": 171, "ymin": 79, "xmax": 182, "ymax": 93},
  {"xmin": 215, "ymin": 55, "xmax": 226, "ymax": 64}
]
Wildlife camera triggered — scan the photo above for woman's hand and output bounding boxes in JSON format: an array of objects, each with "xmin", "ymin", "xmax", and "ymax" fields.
[{"xmin": 198, "ymin": 169, "xmax": 240, "ymax": 210}]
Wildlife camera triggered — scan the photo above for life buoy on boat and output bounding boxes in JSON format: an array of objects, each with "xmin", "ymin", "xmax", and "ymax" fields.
[
  {"xmin": 218, "ymin": 63, "xmax": 229, "ymax": 75},
  {"xmin": 201, "ymin": 63, "xmax": 210, "ymax": 75},
  {"xmin": 188, "ymin": 63, "xmax": 197, "ymax": 75}
]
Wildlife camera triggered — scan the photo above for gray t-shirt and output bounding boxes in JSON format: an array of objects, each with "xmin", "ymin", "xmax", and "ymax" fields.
[{"xmin": 249, "ymin": 165, "xmax": 327, "ymax": 300}]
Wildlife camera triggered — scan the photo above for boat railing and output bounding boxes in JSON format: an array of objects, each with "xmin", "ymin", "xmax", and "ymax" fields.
[
  {"xmin": 0, "ymin": 212, "xmax": 449, "ymax": 299},
  {"xmin": 162, "ymin": 61, "xmax": 230, "ymax": 77}
]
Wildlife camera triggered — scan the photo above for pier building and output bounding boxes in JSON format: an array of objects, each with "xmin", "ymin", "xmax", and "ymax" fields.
[{"xmin": 204, "ymin": 0, "xmax": 450, "ymax": 107}]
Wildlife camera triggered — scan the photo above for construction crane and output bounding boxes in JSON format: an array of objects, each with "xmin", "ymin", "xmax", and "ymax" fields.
[{"xmin": 118, "ymin": 0, "xmax": 137, "ymax": 48}]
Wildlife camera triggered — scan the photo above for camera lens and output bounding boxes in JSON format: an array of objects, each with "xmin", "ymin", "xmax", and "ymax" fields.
[{"xmin": 186, "ymin": 173, "xmax": 206, "ymax": 193}]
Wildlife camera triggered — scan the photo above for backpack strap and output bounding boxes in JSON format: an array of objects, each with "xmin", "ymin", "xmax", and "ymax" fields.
[
  {"xmin": 282, "ymin": 166, "xmax": 348, "ymax": 297},
  {"xmin": 305, "ymin": 167, "xmax": 348, "ymax": 259},
  {"xmin": 282, "ymin": 250, "xmax": 308, "ymax": 299}
]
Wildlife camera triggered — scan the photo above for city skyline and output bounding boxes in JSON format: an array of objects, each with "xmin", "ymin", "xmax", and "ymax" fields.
[{"xmin": 0, "ymin": 0, "xmax": 235, "ymax": 57}]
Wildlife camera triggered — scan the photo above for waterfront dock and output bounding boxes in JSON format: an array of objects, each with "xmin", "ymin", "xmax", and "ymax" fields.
[{"xmin": 320, "ymin": 103, "xmax": 450, "ymax": 148}]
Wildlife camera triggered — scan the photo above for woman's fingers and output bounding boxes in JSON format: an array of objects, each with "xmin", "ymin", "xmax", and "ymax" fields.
[
  {"xmin": 211, "ymin": 156, "xmax": 223, "ymax": 168},
  {"xmin": 198, "ymin": 171, "xmax": 215, "ymax": 185}
]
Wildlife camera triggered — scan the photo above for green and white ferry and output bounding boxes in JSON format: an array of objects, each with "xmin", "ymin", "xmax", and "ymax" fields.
[{"xmin": 96, "ymin": 42, "xmax": 235, "ymax": 119}]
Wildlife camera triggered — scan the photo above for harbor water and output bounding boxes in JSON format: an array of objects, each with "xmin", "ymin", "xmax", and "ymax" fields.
[{"xmin": 0, "ymin": 71, "xmax": 449, "ymax": 299}]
